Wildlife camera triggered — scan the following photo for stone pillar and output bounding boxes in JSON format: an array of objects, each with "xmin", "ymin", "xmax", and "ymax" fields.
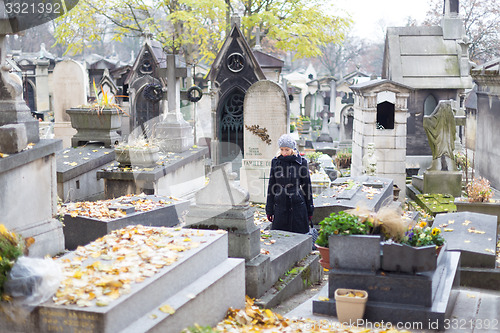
[{"xmin": 35, "ymin": 58, "xmax": 50, "ymax": 113}]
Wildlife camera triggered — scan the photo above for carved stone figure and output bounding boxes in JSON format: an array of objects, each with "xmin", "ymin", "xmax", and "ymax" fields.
[
  {"xmin": 362, "ymin": 143, "xmax": 377, "ymax": 176},
  {"xmin": 423, "ymin": 100, "xmax": 457, "ymax": 171}
]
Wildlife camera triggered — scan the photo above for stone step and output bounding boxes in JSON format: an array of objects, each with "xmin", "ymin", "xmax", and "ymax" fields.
[
  {"xmin": 255, "ymin": 253, "xmax": 322, "ymax": 309},
  {"xmin": 122, "ymin": 258, "xmax": 245, "ymax": 333},
  {"xmin": 246, "ymin": 231, "xmax": 313, "ymax": 298},
  {"xmin": 36, "ymin": 229, "xmax": 232, "ymax": 333}
]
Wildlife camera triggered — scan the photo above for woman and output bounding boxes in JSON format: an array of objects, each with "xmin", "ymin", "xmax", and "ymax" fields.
[{"xmin": 265, "ymin": 134, "xmax": 314, "ymax": 234}]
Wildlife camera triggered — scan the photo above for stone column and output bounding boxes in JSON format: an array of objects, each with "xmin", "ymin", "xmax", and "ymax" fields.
[{"xmin": 35, "ymin": 58, "xmax": 50, "ymax": 113}]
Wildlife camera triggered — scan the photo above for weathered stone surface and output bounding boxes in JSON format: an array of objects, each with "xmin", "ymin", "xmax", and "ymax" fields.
[
  {"xmin": 423, "ymin": 170, "xmax": 462, "ymax": 197},
  {"xmin": 435, "ymin": 211, "xmax": 497, "ymax": 268},
  {"xmin": 0, "ymin": 123, "xmax": 27, "ymax": 153},
  {"xmin": 330, "ymin": 234, "xmax": 381, "ymax": 272}
]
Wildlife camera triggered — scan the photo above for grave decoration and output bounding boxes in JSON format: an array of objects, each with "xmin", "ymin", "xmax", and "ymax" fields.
[
  {"xmin": 0, "ymin": 224, "xmax": 27, "ymax": 294},
  {"xmin": 67, "ymin": 80, "xmax": 125, "ymax": 148},
  {"xmin": 53, "ymin": 225, "xmax": 206, "ymax": 307},
  {"xmin": 455, "ymin": 177, "xmax": 500, "ymax": 226},
  {"xmin": 114, "ymin": 138, "xmax": 160, "ymax": 167},
  {"xmin": 59, "ymin": 194, "xmax": 190, "ymax": 250}
]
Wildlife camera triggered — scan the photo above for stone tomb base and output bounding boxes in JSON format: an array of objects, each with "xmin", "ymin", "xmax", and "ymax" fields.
[
  {"xmin": 0, "ymin": 228, "xmax": 245, "ymax": 333},
  {"xmin": 63, "ymin": 195, "xmax": 190, "ymax": 250},
  {"xmin": 435, "ymin": 211, "xmax": 497, "ymax": 268},
  {"xmin": 423, "ymin": 170, "xmax": 462, "ymax": 197},
  {"xmin": 312, "ymin": 251, "xmax": 460, "ymax": 330}
]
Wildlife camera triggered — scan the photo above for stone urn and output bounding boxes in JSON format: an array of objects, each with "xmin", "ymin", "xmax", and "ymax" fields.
[
  {"xmin": 67, "ymin": 107, "xmax": 122, "ymax": 147},
  {"xmin": 115, "ymin": 145, "xmax": 160, "ymax": 167}
]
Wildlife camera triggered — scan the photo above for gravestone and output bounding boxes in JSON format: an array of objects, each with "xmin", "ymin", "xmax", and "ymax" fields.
[
  {"xmin": 312, "ymin": 175, "xmax": 393, "ymax": 224},
  {"xmin": 316, "ymin": 105, "xmax": 334, "ymax": 142},
  {"xmin": 434, "ymin": 212, "xmax": 497, "ymax": 268},
  {"xmin": 0, "ymin": 226, "xmax": 245, "ymax": 333},
  {"xmin": 423, "ymin": 100, "xmax": 462, "ymax": 197},
  {"xmin": 52, "ymin": 59, "xmax": 87, "ymax": 148},
  {"xmin": 239, "ymin": 80, "xmax": 289, "ymax": 203}
]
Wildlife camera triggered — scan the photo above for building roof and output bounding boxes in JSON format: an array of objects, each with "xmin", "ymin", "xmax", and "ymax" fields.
[{"xmin": 382, "ymin": 25, "xmax": 473, "ymax": 90}]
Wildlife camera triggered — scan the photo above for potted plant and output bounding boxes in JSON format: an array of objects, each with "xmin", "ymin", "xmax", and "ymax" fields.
[
  {"xmin": 115, "ymin": 138, "xmax": 160, "ymax": 167},
  {"xmin": 455, "ymin": 177, "xmax": 500, "ymax": 226},
  {"xmin": 306, "ymin": 151, "xmax": 323, "ymax": 173},
  {"xmin": 382, "ymin": 220, "xmax": 446, "ymax": 273},
  {"xmin": 0, "ymin": 224, "xmax": 30, "ymax": 295},
  {"xmin": 335, "ymin": 149, "xmax": 352, "ymax": 169},
  {"xmin": 296, "ymin": 115, "xmax": 311, "ymax": 133},
  {"xmin": 315, "ymin": 211, "xmax": 378, "ymax": 270},
  {"xmin": 67, "ymin": 80, "xmax": 125, "ymax": 148}
]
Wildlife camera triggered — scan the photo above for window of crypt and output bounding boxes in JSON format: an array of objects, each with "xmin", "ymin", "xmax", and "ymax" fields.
[{"xmin": 376, "ymin": 101, "xmax": 395, "ymax": 130}]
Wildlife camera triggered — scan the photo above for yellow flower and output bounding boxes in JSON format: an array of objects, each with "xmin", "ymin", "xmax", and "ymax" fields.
[
  {"xmin": 0, "ymin": 224, "xmax": 8, "ymax": 236},
  {"xmin": 334, "ymin": 230, "xmax": 339, "ymax": 235},
  {"xmin": 432, "ymin": 228, "xmax": 440, "ymax": 236},
  {"xmin": 419, "ymin": 221, "xmax": 427, "ymax": 228}
]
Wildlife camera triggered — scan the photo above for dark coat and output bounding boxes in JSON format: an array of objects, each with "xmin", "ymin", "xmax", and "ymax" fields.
[{"xmin": 265, "ymin": 153, "xmax": 314, "ymax": 234}]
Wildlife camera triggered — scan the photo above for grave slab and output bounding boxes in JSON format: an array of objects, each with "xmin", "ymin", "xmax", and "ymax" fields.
[
  {"xmin": 56, "ymin": 144, "xmax": 116, "ymax": 202},
  {"xmin": 0, "ymin": 227, "xmax": 245, "ymax": 333},
  {"xmin": 435, "ymin": 211, "xmax": 497, "ymax": 268},
  {"xmin": 62, "ymin": 195, "xmax": 190, "ymax": 250},
  {"xmin": 312, "ymin": 176, "xmax": 393, "ymax": 224}
]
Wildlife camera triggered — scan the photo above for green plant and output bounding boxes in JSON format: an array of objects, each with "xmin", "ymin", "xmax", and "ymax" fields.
[
  {"xmin": 335, "ymin": 149, "xmax": 352, "ymax": 169},
  {"xmin": 82, "ymin": 80, "xmax": 126, "ymax": 115},
  {"xmin": 454, "ymin": 152, "xmax": 470, "ymax": 171},
  {"xmin": 466, "ymin": 177, "xmax": 493, "ymax": 202},
  {"xmin": 0, "ymin": 224, "xmax": 25, "ymax": 295},
  {"xmin": 306, "ymin": 151, "xmax": 323, "ymax": 163},
  {"xmin": 315, "ymin": 211, "xmax": 373, "ymax": 248},
  {"xmin": 400, "ymin": 221, "xmax": 445, "ymax": 247},
  {"xmin": 290, "ymin": 123, "xmax": 296, "ymax": 132}
]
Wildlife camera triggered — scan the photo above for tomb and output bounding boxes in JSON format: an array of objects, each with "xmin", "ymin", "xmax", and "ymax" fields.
[
  {"xmin": 56, "ymin": 145, "xmax": 115, "ymax": 202},
  {"xmin": 312, "ymin": 176, "xmax": 393, "ymax": 224},
  {"xmin": 0, "ymin": 226, "xmax": 245, "ymax": 333},
  {"xmin": 61, "ymin": 194, "xmax": 190, "ymax": 250}
]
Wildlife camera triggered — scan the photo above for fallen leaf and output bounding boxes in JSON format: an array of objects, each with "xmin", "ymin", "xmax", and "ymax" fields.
[
  {"xmin": 462, "ymin": 220, "xmax": 471, "ymax": 226},
  {"xmin": 318, "ymin": 296, "xmax": 329, "ymax": 301},
  {"xmin": 159, "ymin": 304, "xmax": 175, "ymax": 314},
  {"xmin": 444, "ymin": 228, "xmax": 454, "ymax": 232},
  {"xmin": 466, "ymin": 294, "xmax": 476, "ymax": 298}
]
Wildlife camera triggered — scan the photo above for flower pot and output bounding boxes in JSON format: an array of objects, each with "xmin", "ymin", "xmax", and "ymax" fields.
[
  {"xmin": 381, "ymin": 242, "xmax": 441, "ymax": 273},
  {"xmin": 335, "ymin": 288, "xmax": 368, "ymax": 324},
  {"xmin": 297, "ymin": 120, "xmax": 311, "ymax": 133},
  {"xmin": 316, "ymin": 244, "xmax": 330, "ymax": 269},
  {"xmin": 330, "ymin": 234, "xmax": 381, "ymax": 271},
  {"xmin": 115, "ymin": 146, "xmax": 160, "ymax": 167},
  {"xmin": 67, "ymin": 107, "xmax": 123, "ymax": 147}
]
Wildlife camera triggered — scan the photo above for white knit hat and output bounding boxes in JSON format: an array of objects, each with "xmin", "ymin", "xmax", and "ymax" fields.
[{"xmin": 278, "ymin": 134, "xmax": 296, "ymax": 150}]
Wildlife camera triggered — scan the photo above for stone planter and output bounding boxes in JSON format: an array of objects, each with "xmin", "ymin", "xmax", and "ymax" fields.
[
  {"xmin": 329, "ymin": 234, "xmax": 381, "ymax": 271},
  {"xmin": 67, "ymin": 107, "xmax": 122, "ymax": 147},
  {"xmin": 381, "ymin": 242, "xmax": 446, "ymax": 274},
  {"xmin": 297, "ymin": 120, "xmax": 311, "ymax": 133},
  {"xmin": 115, "ymin": 146, "xmax": 160, "ymax": 167},
  {"xmin": 316, "ymin": 244, "xmax": 330, "ymax": 270},
  {"xmin": 334, "ymin": 288, "xmax": 368, "ymax": 324},
  {"xmin": 454, "ymin": 198, "xmax": 500, "ymax": 226}
]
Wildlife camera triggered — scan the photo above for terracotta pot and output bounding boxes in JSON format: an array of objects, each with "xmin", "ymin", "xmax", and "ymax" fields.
[{"xmin": 316, "ymin": 244, "xmax": 330, "ymax": 269}]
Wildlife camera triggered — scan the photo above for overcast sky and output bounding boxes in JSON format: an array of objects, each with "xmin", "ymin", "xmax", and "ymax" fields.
[{"xmin": 334, "ymin": 0, "xmax": 431, "ymax": 42}]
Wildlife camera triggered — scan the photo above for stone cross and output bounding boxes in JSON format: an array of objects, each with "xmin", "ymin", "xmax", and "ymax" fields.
[
  {"xmin": 157, "ymin": 54, "xmax": 188, "ymax": 120},
  {"xmin": 252, "ymin": 26, "xmax": 265, "ymax": 51},
  {"xmin": 316, "ymin": 105, "xmax": 334, "ymax": 142}
]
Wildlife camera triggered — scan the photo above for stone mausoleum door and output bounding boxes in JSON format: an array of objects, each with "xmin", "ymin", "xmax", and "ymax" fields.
[
  {"xmin": 134, "ymin": 85, "xmax": 161, "ymax": 136},
  {"xmin": 219, "ymin": 89, "xmax": 244, "ymax": 164}
]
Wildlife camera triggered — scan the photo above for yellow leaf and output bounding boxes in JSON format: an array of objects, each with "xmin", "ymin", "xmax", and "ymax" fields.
[
  {"xmin": 443, "ymin": 228, "xmax": 454, "ymax": 232},
  {"xmin": 183, "ymin": 238, "xmax": 191, "ymax": 242},
  {"xmin": 159, "ymin": 304, "xmax": 175, "ymax": 314},
  {"xmin": 70, "ymin": 211, "xmax": 79, "ymax": 217},
  {"xmin": 318, "ymin": 296, "xmax": 329, "ymax": 301}
]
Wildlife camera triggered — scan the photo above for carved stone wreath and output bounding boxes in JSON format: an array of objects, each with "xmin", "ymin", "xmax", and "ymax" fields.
[{"xmin": 245, "ymin": 124, "xmax": 271, "ymax": 145}]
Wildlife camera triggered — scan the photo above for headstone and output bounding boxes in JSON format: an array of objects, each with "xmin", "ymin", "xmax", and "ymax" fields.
[
  {"xmin": 423, "ymin": 100, "xmax": 462, "ymax": 196},
  {"xmin": 52, "ymin": 59, "xmax": 87, "ymax": 148},
  {"xmin": 316, "ymin": 105, "xmax": 334, "ymax": 142},
  {"xmin": 35, "ymin": 57, "xmax": 50, "ymax": 113},
  {"xmin": 239, "ymin": 80, "xmax": 288, "ymax": 203},
  {"xmin": 434, "ymin": 212, "xmax": 497, "ymax": 268},
  {"xmin": 312, "ymin": 176, "xmax": 393, "ymax": 224}
]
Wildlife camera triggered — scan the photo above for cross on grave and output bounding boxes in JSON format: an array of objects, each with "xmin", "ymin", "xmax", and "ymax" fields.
[
  {"xmin": 157, "ymin": 55, "xmax": 189, "ymax": 119},
  {"xmin": 258, "ymin": 172, "xmax": 271, "ymax": 194},
  {"xmin": 252, "ymin": 26, "xmax": 265, "ymax": 51},
  {"xmin": 316, "ymin": 105, "xmax": 335, "ymax": 141}
]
